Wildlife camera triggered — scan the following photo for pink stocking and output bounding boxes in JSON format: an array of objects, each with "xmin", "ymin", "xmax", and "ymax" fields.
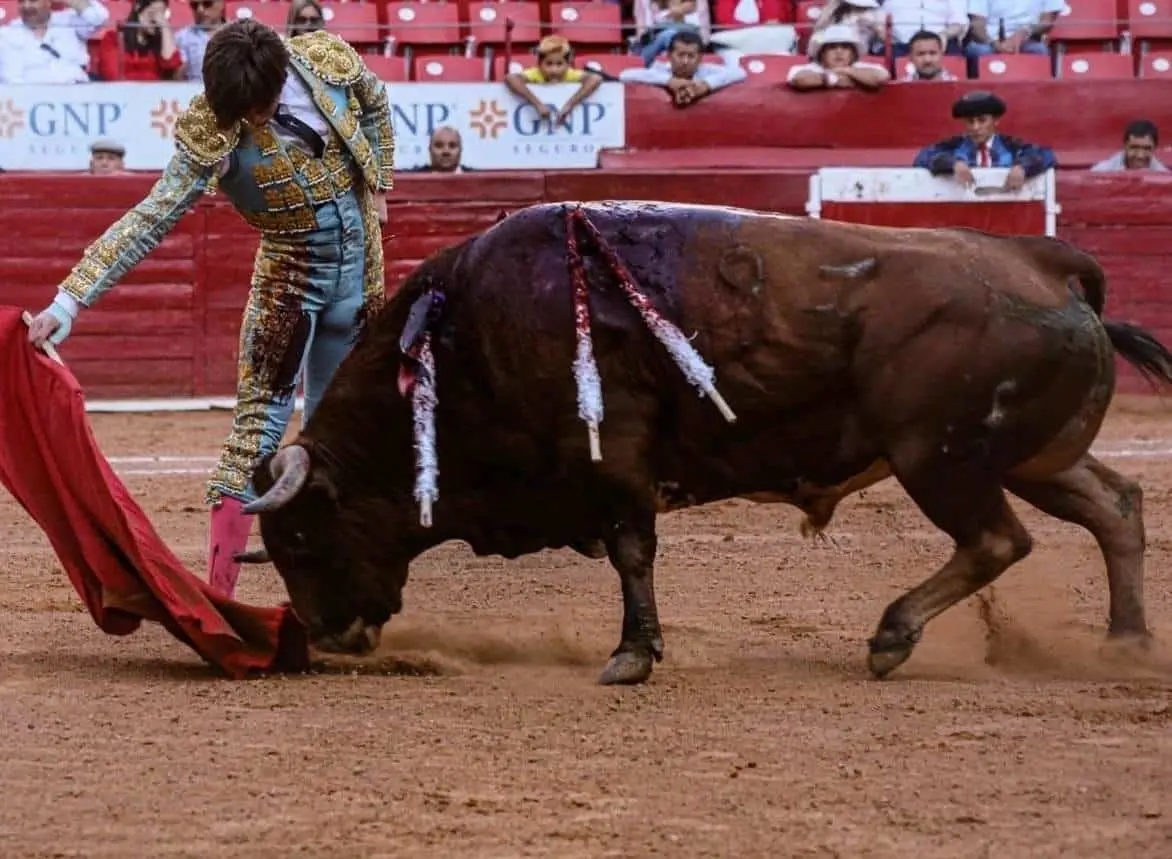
[{"xmin": 207, "ymin": 497, "xmax": 253, "ymax": 599}]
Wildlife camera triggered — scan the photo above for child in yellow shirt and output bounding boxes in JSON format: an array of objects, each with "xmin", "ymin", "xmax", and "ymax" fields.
[{"xmin": 504, "ymin": 36, "xmax": 602, "ymax": 128}]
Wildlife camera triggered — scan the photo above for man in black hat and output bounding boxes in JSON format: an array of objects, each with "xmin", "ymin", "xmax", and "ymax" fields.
[{"xmin": 913, "ymin": 91, "xmax": 1057, "ymax": 191}]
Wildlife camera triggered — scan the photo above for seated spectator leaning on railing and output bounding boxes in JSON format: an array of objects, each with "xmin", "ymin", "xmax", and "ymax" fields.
[
  {"xmin": 286, "ymin": 0, "xmax": 325, "ymax": 37},
  {"xmin": 964, "ymin": 0, "xmax": 1061, "ymax": 65},
  {"xmin": 914, "ymin": 91, "xmax": 1058, "ymax": 192},
  {"xmin": 631, "ymin": 0, "xmax": 711, "ymax": 67},
  {"xmin": 812, "ymin": 0, "xmax": 886, "ymax": 57},
  {"xmin": 902, "ymin": 29, "xmax": 960, "ymax": 79},
  {"xmin": 505, "ymin": 36, "xmax": 603, "ymax": 128},
  {"xmin": 1091, "ymin": 120, "xmax": 1169, "ymax": 172},
  {"xmin": 787, "ymin": 24, "xmax": 890, "ymax": 91},
  {"xmin": 97, "ymin": 0, "xmax": 182, "ymax": 81},
  {"xmin": 619, "ymin": 30, "xmax": 746, "ymax": 108},
  {"xmin": 0, "ymin": 0, "xmax": 109, "ymax": 83},
  {"xmin": 884, "ymin": 0, "xmax": 967, "ymax": 57},
  {"xmin": 175, "ymin": 0, "xmax": 226, "ymax": 81}
]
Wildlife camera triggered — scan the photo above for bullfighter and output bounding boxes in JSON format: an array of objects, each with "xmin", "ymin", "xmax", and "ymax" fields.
[
  {"xmin": 26, "ymin": 19, "xmax": 396, "ymax": 600},
  {"xmin": 913, "ymin": 90, "xmax": 1057, "ymax": 191}
]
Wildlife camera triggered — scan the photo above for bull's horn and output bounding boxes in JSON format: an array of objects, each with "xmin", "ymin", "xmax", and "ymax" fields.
[{"xmin": 243, "ymin": 445, "xmax": 311, "ymax": 514}]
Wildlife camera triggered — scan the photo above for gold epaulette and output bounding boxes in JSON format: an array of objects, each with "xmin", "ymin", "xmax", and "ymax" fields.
[
  {"xmin": 174, "ymin": 93, "xmax": 240, "ymax": 167},
  {"xmin": 287, "ymin": 29, "xmax": 364, "ymax": 86}
]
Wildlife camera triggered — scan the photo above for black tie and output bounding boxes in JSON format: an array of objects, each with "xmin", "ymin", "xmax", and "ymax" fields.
[{"xmin": 273, "ymin": 108, "xmax": 325, "ymax": 159}]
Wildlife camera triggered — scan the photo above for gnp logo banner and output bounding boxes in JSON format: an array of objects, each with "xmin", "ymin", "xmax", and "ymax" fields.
[{"xmin": 0, "ymin": 81, "xmax": 625, "ymax": 171}]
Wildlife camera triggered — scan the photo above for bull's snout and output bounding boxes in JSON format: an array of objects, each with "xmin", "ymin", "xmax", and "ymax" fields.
[{"xmin": 309, "ymin": 617, "xmax": 383, "ymax": 656}]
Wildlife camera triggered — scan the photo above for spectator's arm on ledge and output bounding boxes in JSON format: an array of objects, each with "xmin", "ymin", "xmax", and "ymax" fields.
[
  {"xmin": 619, "ymin": 66, "xmax": 673, "ymax": 86},
  {"xmin": 914, "ymin": 139, "xmax": 966, "ymax": 175},
  {"xmin": 837, "ymin": 62, "xmax": 890, "ymax": 91},
  {"xmin": 699, "ymin": 62, "xmax": 747, "ymax": 93},
  {"xmin": 1005, "ymin": 138, "xmax": 1058, "ymax": 178},
  {"xmin": 64, "ymin": 0, "xmax": 111, "ymax": 40},
  {"xmin": 786, "ymin": 63, "xmax": 832, "ymax": 91}
]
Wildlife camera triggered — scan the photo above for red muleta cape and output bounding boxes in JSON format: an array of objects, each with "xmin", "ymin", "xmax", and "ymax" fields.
[{"xmin": 0, "ymin": 305, "xmax": 309, "ymax": 678}]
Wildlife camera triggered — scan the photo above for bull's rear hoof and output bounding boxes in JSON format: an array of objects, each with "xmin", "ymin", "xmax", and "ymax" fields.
[
  {"xmin": 867, "ymin": 627, "xmax": 922, "ymax": 679},
  {"xmin": 599, "ymin": 651, "xmax": 654, "ymax": 686}
]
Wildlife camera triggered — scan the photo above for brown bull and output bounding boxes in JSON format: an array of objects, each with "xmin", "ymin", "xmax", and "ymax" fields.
[{"xmin": 242, "ymin": 201, "xmax": 1172, "ymax": 685}]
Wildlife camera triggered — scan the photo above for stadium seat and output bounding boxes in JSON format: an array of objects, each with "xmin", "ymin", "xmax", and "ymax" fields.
[
  {"xmin": 548, "ymin": 2, "xmax": 624, "ymax": 50},
  {"xmin": 1137, "ymin": 50, "xmax": 1172, "ymax": 75},
  {"xmin": 230, "ymin": 3, "xmax": 290, "ymax": 33},
  {"xmin": 1128, "ymin": 0, "xmax": 1172, "ymax": 51},
  {"xmin": 384, "ymin": 2, "xmax": 463, "ymax": 56},
  {"xmin": 363, "ymin": 54, "xmax": 410, "ymax": 82},
  {"xmin": 1048, "ymin": 0, "xmax": 1121, "ymax": 55},
  {"xmin": 738, "ymin": 53, "xmax": 808, "ymax": 82},
  {"xmin": 0, "ymin": 0, "xmax": 16, "ymax": 25},
  {"xmin": 414, "ymin": 55, "xmax": 489, "ymax": 81},
  {"xmin": 466, "ymin": 2, "xmax": 543, "ymax": 53},
  {"xmin": 492, "ymin": 55, "xmax": 528, "ymax": 80},
  {"xmin": 319, "ymin": 3, "xmax": 382, "ymax": 49},
  {"xmin": 793, "ymin": 0, "xmax": 824, "ymax": 50},
  {"xmin": 977, "ymin": 53, "xmax": 1054, "ymax": 79},
  {"xmin": 578, "ymin": 53, "xmax": 645, "ymax": 76},
  {"xmin": 894, "ymin": 55, "xmax": 968, "ymax": 80},
  {"xmin": 164, "ymin": 0, "xmax": 194, "ymax": 30},
  {"xmin": 1056, "ymin": 51, "xmax": 1135, "ymax": 77}
]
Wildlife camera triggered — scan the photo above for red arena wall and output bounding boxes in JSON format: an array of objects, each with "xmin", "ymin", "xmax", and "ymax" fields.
[{"xmin": 4, "ymin": 81, "xmax": 1172, "ymax": 398}]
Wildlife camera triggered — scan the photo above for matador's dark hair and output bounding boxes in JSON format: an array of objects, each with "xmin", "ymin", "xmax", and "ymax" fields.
[{"xmin": 203, "ymin": 19, "xmax": 289, "ymax": 130}]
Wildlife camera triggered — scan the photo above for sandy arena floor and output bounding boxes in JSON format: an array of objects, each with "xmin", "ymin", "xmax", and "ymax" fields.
[{"xmin": 3, "ymin": 401, "xmax": 1172, "ymax": 858}]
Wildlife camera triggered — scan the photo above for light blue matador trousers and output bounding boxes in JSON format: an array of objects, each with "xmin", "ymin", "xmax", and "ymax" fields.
[{"xmin": 207, "ymin": 188, "xmax": 368, "ymax": 506}]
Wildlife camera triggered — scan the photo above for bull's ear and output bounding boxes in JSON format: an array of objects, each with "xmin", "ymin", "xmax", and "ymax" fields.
[{"xmin": 307, "ymin": 465, "xmax": 339, "ymax": 505}]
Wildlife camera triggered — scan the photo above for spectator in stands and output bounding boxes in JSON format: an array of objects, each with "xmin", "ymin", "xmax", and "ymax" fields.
[
  {"xmin": 812, "ymin": 0, "xmax": 886, "ymax": 57},
  {"xmin": 1091, "ymin": 120, "xmax": 1169, "ymax": 173},
  {"xmin": 505, "ymin": 36, "xmax": 603, "ymax": 129},
  {"xmin": 286, "ymin": 0, "xmax": 324, "ymax": 37},
  {"xmin": 0, "ymin": 0, "xmax": 110, "ymax": 84},
  {"xmin": 88, "ymin": 139, "xmax": 127, "ymax": 174},
  {"xmin": 404, "ymin": 127, "xmax": 472, "ymax": 173},
  {"xmin": 913, "ymin": 91, "xmax": 1057, "ymax": 191},
  {"xmin": 632, "ymin": 0, "xmax": 711, "ymax": 67},
  {"xmin": 884, "ymin": 0, "xmax": 967, "ymax": 57},
  {"xmin": 620, "ymin": 30, "xmax": 747, "ymax": 107},
  {"xmin": 787, "ymin": 24, "xmax": 890, "ymax": 91},
  {"xmin": 175, "ymin": 0, "xmax": 226, "ymax": 82},
  {"xmin": 964, "ymin": 0, "xmax": 1061, "ymax": 66},
  {"xmin": 96, "ymin": 0, "xmax": 182, "ymax": 81},
  {"xmin": 902, "ymin": 30, "xmax": 960, "ymax": 79}
]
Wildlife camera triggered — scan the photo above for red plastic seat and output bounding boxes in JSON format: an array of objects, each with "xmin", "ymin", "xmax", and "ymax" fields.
[
  {"xmin": 384, "ymin": 2, "xmax": 462, "ymax": 51},
  {"xmin": 414, "ymin": 55, "xmax": 488, "ymax": 81},
  {"xmin": 229, "ymin": 3, "xmax": 290, "ymax": 33},
  {"xmin": 492, "ymin": 55, "xmax": 529, "ymax": 80},
  {"xmin": 1137, "ymin": 50, "xmax": 1172, "ymax": 74},
  {"xmin": 977, "ymin": 53, "xmax": 1053, "ymax": 79},
  {"xmin": 738, "ymin": 53, "xmax": 808, "ymax": 82},
  {"xmin": 319, "ymin": 3, "xmax": 382, "ymax": 48},
  {"xmin": 164, "ymin": 0, "xmax": 194, "ymax": 30},
  {"xmin": 363, "ymin": 54, "xmax": 410, "ymax": 82},
  {"xmin": 466, "ymin": 2, "xmax": 543, "ymax": 51},
  {"xmin": 1128, "ymin": 0, "xmax": 1172, "ymax": 42},
  {"xmin": 1057, "ymin": 51, "xmax": 1135, "ymax": 77},
  {"xmin": 1049, "ymin": 0, "xmax": 1120, "ymax": 45},
  {"xmin": 578, "ymin": 52, "xmax": 645, "ymax": 76},
  {"xmin": 0, "ymin": 0, "xmax": 17, "ymax": 26},
  {"xmin": 548, "ymin": 2, "xmax": 624, "ymax": 48}
]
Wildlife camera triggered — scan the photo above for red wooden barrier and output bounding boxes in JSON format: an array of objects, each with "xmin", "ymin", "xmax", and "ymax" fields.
[{"xmin": 4, "ymin": 169, "xmax": 1172, "ymax": 398}]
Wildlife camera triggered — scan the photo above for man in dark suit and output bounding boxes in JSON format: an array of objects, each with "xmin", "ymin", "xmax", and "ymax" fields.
[{"xmin": 913, "ymin": 91, "xmax": 1057, "ymax": 191}]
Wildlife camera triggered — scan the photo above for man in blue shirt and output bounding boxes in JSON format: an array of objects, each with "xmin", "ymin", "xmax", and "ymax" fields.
[{"xmin": 913, "ymin": 91, "xmax": 1057, "ymax": 191}]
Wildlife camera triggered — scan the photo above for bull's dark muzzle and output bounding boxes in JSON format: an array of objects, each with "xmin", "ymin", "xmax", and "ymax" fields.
[{"xmin": 307, "ymin": 617, "xmax": 384, "ymax": 656}]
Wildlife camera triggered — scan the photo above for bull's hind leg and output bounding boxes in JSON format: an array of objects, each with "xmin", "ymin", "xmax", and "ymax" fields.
[
  {"xmin": 1006, "ymin": 454, "xmax": 1149, "ymax": 640},
  {"xmin": 869, "ymin": 467, "xmax": 1034, "ymax": 678},
  {"xmin": 599, "ymin": 506, "xmax": 665, "ymax": 686}
]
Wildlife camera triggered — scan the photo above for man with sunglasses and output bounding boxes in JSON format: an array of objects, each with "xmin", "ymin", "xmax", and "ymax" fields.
[
  {"xmin": 26, "ymin": 19, "xmax": 396, "ymax": 600},
  {"xmin": 174, "ymin": 0, "xmax": 225, "ymax": 82}
]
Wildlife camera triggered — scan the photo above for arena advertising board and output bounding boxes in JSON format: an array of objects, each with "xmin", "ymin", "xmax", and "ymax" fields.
[{"xmin": 0, "ymin": 81, "xmax": 625, "ymax": 172}]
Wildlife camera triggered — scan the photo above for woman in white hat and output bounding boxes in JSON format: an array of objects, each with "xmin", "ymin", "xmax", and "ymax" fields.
[{"xmin": 787, "ymin": 23, "xmax": 891, "ymax": 90}]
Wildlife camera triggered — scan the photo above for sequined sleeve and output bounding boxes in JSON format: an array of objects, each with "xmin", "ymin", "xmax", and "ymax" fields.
[
  {"xmin": 352, "ymin": 63, "xmax": 395, "ymax": 193},
  {"xmin": 60, "ymin": 152, "xmax": 215, "ymax": 307}
]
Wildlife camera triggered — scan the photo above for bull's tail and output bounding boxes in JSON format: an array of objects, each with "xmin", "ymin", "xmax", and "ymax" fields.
[
  {"xmin": 1104, "ymin": 320, "xmax": 1172, "ymax": 391},
  {"xmin": 1014, "ymin": 235, "xmax": 1107, "ymax": 316}
]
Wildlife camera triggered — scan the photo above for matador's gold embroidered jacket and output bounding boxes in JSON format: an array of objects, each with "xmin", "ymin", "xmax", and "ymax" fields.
[{"xmin": 58, "ymin": 29, "xmax": 395, "ymax": 309}]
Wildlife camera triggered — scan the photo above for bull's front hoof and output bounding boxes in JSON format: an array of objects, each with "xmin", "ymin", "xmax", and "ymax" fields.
[
  {"xmin": 599, "ymin": 650, "xmax": 654, "ymax": 686},
  {"xmin": 1103, "ymin": 628, "xmax": 1154, "ymax": 657},
  {"xmin": 866, "ymin": 626, "xmax": 922, "ymax": 679}
]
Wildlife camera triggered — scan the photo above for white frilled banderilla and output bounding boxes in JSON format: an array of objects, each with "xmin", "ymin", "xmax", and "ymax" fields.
[
  {"xmin": 563, "ymin": 205, "xmax": 737, "ymax": 463},
  {"xmin": 400, "ymin": 208, "xmax": 738, "ymax": 528}
]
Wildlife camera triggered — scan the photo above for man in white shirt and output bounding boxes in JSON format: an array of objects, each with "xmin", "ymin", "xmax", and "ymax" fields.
[
  {"xmin": 884, "ymin": 0, "xmax": 968, "ymax": 56},
  {"xmin": 965, "ymin": 0, "xmax": 1062, "ymax": 63},
  {"xmin": 902, "ymin": 30, "xmax": 961, "ymax": 79},
  {"xmin": 0, "ymin": 0, "xmax": 109, "ymax": 84},
  {"xmin": 1091, "ymin": 120, "xmax": 1170, "ymax": 172},
  {"xmin": 620, "ymin": 29, "xmax": 747, "ymax": 107}
]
